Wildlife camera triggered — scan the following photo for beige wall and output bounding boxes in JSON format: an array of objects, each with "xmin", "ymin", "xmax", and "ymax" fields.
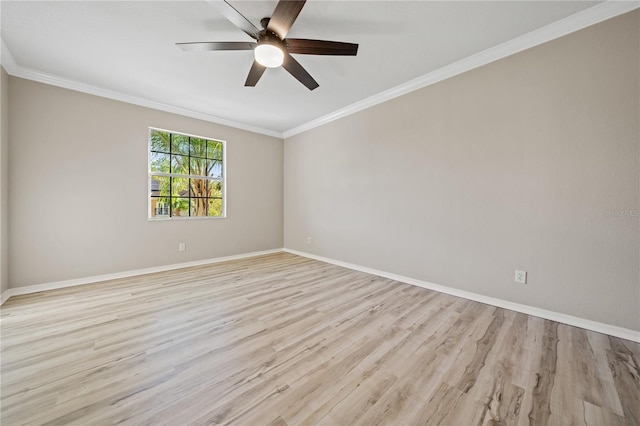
[
  {"xmin": 8, "ymin": 77, "xmax": 283, "ymax": 288},
  {"xmin": 284, "ymin": 11, "xmax": 640, "ymax": 330},
  {"xmin": 1, "ymin": 67, "xmax": 8, "ymax": 294}
]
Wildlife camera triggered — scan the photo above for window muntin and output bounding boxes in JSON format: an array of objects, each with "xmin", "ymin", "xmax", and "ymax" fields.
[{"xmin": 149, "ymin": 128, "xmax": 225, "ymax": 219}]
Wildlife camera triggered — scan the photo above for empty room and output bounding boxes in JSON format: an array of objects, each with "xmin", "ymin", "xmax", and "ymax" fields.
[{"xmin": 1, "ymin": 0, "xmax": 639, "ymax": 425}]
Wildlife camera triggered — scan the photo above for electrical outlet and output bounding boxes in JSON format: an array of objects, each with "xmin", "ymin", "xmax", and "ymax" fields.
[
  {"xmin": 178, "ymin": 243, "xmax": 186, "ymax": 252},
  {"xmin": 306, "ymin": 236, "xmax": 312, "ymax": 245},
  {"xmin": 515, "ymin": 270, "xmax": 527, "ymax": 284}
]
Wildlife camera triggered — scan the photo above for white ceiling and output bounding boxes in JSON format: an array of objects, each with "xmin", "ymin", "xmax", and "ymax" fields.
[{"xmin": 1, "ymin": 1, "xmax": 610, "ymax": 135}]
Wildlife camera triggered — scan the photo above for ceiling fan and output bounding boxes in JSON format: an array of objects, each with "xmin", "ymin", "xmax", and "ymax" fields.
[{"xmin": 176, "ymin": 0, "xmax": 359, "ymax": 91}]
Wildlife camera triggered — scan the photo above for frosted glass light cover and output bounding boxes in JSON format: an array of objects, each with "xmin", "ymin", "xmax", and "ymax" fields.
[{"xmin": 255, "ymin": 43, "xmax": 284, "ymax": 68}]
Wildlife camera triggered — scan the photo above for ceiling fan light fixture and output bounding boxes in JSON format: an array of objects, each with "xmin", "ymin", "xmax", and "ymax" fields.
[
  {"xmin": 177, "ymin": 0, "xmax": 357, "ymax": 90},
  {"xmin": 254, "ymin": 42, "xmax": 284, "ymax": 68}
]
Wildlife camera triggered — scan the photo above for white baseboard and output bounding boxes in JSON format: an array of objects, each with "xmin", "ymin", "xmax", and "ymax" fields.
[
  {"xmin": 284, "ymin": 248, "xmax": 640, "ymax": 343},
  {"xmin": 0, "ymin": 289, "xmax": 11, "ymax": 306},
  {"xmin": 3, "ymin": 247, "xmax": 638, "ymax": 343},
  {"xmin": 0, "ymin": 248, "xmax": 284, "ymax": 306}
]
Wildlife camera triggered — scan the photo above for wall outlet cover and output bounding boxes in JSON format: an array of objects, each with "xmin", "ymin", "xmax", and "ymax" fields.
[{"xmin": 515, "ymin": 270, "xmax": 527, "ymax": 284}]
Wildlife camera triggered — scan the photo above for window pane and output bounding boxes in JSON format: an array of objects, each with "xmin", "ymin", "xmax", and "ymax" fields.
[
  {"xmin": 190, "ymin": 138, "xmax": 207, "ymax": 158},
  {"xmin": 190, "ymin": 178, "xmax": 209, "ymax": 198},
  {"xmin": 190, "ymin": 198, "xmax": 208, "ymax": 217},
  {"xmin": 172, "ymin": 177, "xmax": 189, "ymax": 197},
  {"xmin": 150, "ymin": 176, "xmax": 170, "ymax": 197},
  {"xmin": 171, "ymin": 198, "xmax": 190, "ymax": 217},
  {"xmin": 150, "ymin": 130, "xmax": 170, "ymax": 153},
  {"xmin": 208, "ymin": 198, "xmax": 223, "ymax": 217},
  {"xmin": 189, "ymin": 157, "xmax": 208, "ymax": 177},
  {"xmin": 209, "ymin": 180, "xmax": 222, "ymax": 198},
  {"xmin": 207, "ymin": 141, "xmax": 223, "ymax": 160},
  {"xmin": 150, "ymin": 152, "xmax": 170, "ymax": 173},
  {"xmin": 171, "ymin": 154, "xmax": 189, "ymax": 175},
  {"xmin": 150, "ymin": 197, "xmax": 171, "ymax": 217},
  {"xmin": 171, "ymin": 134, "xmax": 190, "ymax": 155},
  {"xmin": 208, "ymin": 159, "xmax": 223, "ymax": 178}
]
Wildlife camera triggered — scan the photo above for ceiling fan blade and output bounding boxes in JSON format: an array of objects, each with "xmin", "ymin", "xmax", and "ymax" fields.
[
  {"xmin": 245, "ymin": 60, "xmax": 267, "ymax": 87},
  {"xmin": 207, "ymin": 0, "xmax": 260, "ymax": 40},
  {"xmin": 282, "ymin": 53, "xmax": 318, "ymax": 91},
  {"xmin": 285, "ymin": 39, "xmax": 358, "ymax": 56},
  {"xmin": 176, "ymin": 41, "xmax": 256, "ymax": 52},
  {"xmin": 267, "ymin": 0, "xmax": 306, "ymax": 40}
]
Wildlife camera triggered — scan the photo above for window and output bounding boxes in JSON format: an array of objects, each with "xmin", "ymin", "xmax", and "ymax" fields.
[{"xmin": 148, "ymin": 128, "xmax": 225, "ymax": 219}]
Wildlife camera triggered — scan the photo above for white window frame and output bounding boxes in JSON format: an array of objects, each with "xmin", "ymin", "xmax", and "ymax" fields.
[{"xmin": 148, "ymin": 127, "xmax": 227, "ymax": 220}]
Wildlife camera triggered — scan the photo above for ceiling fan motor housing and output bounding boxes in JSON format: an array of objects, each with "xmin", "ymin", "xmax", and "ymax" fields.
[{"xmin": 258, "ymin": 32, "xmax": 285, "ymax": 48}]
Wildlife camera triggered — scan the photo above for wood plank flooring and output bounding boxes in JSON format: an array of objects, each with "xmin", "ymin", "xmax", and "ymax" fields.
[{"xmin": 1, "ymin": 252, "xmax": 639, "ymax": 425}]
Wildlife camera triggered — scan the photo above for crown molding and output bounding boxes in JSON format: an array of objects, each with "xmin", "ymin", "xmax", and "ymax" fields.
[
  {"xmin": 3, "ymin": 1, "xmax": 638, "ymax": 140},
  {"xmin": 282, "ymin": 0, "xmax": 640, "ymax": 138},
  {"xmin": 0, "ymin": 40, "xmax": 283, "ymax": 139},
  {"xmin": 1, "ymin": 39, "xmax": 19, "ymax": 73}
]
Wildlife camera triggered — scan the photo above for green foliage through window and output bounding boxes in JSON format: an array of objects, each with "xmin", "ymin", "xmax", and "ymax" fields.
[{"xmin": 149, "ymin": 128, "xmax": 224, "ymax": 218}]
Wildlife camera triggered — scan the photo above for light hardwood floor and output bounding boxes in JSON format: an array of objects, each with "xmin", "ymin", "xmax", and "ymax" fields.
[{"xmin": 1, "ymin": 253, "xmax": 639, "ymax": 425}]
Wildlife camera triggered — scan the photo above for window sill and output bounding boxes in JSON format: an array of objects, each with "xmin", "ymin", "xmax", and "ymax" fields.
[{"xmin": 148, "ymin": 215, "xmax": 227, "ymax": 221}]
